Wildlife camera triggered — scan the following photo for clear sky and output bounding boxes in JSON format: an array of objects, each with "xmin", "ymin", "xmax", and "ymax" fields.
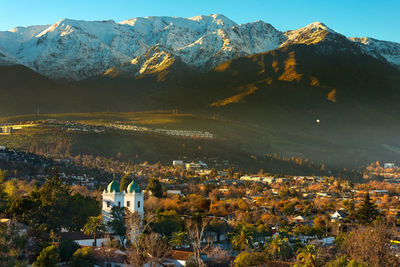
[{"xmin": 0, "ymin": 0, "xmax": 399, "ymax": 42}]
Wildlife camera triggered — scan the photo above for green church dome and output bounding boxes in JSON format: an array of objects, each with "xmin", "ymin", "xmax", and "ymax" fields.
[
  {"xmin": 127, "ymin": 180, "xmax": 141, "ymax": 193},
  {"xmin": 107, "ymin": 180, "xmax": 120, "ymax": 193}
]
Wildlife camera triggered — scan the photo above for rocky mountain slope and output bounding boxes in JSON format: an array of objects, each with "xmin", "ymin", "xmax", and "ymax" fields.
[{"xmin": 0, "ymin": 14, "xmax": 398, "ymax": 80}]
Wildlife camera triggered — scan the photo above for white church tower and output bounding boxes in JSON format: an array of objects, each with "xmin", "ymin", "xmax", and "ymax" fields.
[{"xmin": 102, "ymin": 179, "xmax": 144, "ymax": 226}]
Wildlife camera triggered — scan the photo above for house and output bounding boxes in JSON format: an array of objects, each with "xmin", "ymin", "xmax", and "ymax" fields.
[
  {"xmin": 330, "ymin": 210, "xmax": 347, "ymax": 222},
  {"xmin": 92, "ymin": 248, "xmax": 191, "ymax": 267},
  {"xmin": 384, "ymin": 163, "xmax": 395, "ymax": 169},
  {"xmin": 293, "ymin": 215, "xmax": 306, "ymax": 223},
  {"xmin": 59, "ymin": 232, "xmax": 110, "ymax": 247},
  {"xmin": 185, "ymin": 162, "xmax": 202, "ymax": 171},
  {"xmin": 173, "ymin": 160, "xmax": 184, "ymax": 167},
  {"xmin": 167, "ymin": 190, "xmax": 183, "ymax": 196}
]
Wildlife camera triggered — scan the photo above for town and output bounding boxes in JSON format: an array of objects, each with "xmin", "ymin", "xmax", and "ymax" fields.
[{"xmin": 1, "ymin": 146, "xmax": 400, "ymax": 266}]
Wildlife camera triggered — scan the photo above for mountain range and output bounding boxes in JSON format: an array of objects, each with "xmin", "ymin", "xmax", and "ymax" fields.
[
  {"xmin": 0, "ymin": 14, "xmax": 399, "ymax": 80},
  {"xmin": 1, "ymin": 14, "xmax": 400, "ymax": 168}
]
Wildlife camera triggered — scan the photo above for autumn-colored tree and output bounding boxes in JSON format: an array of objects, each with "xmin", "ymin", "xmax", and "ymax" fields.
[
  {"xmin": 342, "ymin": 224, "xmax": 400, "ymax": 266},
  {"xmin": 186, "ymin": 217, "xmax": 208, "ymax": 266},
  {"xmin": 143, "ymin": 233, "xmax": 172, "ymax": 267}
]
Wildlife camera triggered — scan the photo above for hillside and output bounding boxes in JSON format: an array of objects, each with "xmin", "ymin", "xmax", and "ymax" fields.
[
  {"xmin": 0, "ymin": 112, "xmax": 336, "ymax": 176},
  {"xmin": 0, "ymin": 16, "xmax": 399, "ymax": 168}
]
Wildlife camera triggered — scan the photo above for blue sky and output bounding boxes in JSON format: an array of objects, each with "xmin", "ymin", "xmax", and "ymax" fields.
[{"xmin": 0, "ymin": 0, "xmax": 399, "ymax": 42}]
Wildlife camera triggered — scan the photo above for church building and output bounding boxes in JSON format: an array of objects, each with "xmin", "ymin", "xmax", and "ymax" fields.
[{"xmin": 102, "ymin": 179, "xmax": 144, "ymax": 226}]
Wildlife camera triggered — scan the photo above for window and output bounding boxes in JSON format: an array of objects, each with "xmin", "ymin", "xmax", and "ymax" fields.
[
  {"xmin": 118, "ymin": 201, "xmax": 121, "ymax": 207},
  {"xmin": 106, "ymin": 201, "xmax": 110, "ymax": 208},
  {"xmin": 138, "ymin": 201, "xmax": 141, "ymax": 208},
  {"xmin": 127, "ymin": 201, "xmax": 130, "ymax": 207}
]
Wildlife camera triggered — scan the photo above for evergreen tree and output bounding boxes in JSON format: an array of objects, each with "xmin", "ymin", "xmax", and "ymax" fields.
[
  {"xmin": 357, "ymin": 192, "xmax": 379, "ymax": 225},
  {"xmin": 146, "ymin": 178, "xmax": 163, "ymax": 198},
  {"xmin": 59, "ymin": 238, "xmax": 80, "ymax": 262},
  {"xmin": 120, "ymin": 174, "xmax": 132, "ymax": 192},
  {"xmin": 33, "ymin": 245, "xmax": 58, "ymax": 267},
  {"xmin": 69, "ymin": 194, "xmax": 101, "ymax": 231},
  {"xmin": 38, "ymin": 175, "xmax": 72, "ymax": 231}
]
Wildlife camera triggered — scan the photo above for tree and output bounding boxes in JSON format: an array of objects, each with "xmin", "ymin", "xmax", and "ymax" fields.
[
  {"xmin": 205, "ymin": 246, "xmax": 231, "ymax": 266},
  {"xmin": 83, "ymin": 215, "xmax": 106, "ymax": 247},
  {"xmin": 147, "ymin": 178, "xmax": 163, "ymax": 198},
  {"xmin": 231, "ymin": 226, "xmax": 254, "ymax": 252},
  {"xmin": 357, "ymin": 192, "xmax": 379, "ymax": 225},
  {"xmin": 143, "ymin": 233, "xmax": 172, "ymax": 267},
  {"xmin": 0, "ymin": 170, "xmax": 9, "ymax": 215},
  {"xmin": 58, "ymin": 238, "xmax": 80, "ymax": 262},
  {"xmin": 0, "ymin": 221, "xmax": 28, "ymax": 266},
  {"xmin": 326, "ymin": 256, "xmax": 367, "ymax": 267},
  {"xmin": 71, "ymin": 247, "xmax": 94, "ymax": 267},
  {"xmin": 265, "ymin": 234, "xmax": 292, "ymax": 260},
  {"xmin": 120, "ymin": 174, "xmax": 132, "ymax": 192},
  {"xmin": 151, "ymin": 209, "xmax": 183, "ymax": 237},
  {"xmin": 37, "ymin": 175, "xmax": 72, "ymax": 231},
  {"xmin": 209, "ymin": 168, "xmax": 218, "ymax": 179},
  {"xmin": 342, "ymin": 223, "xmax": 400, "ymax": 266},
  {"xmin": 296, "ymin": 244, "xmax": 316, "ymax": 267},
  {"xmin": 170, "ymin": 231, "xmax": 188, "ymax": 248},
  {"xmin": 343, "ymin": 199, "xmax": 356, "ymax": 223},
  {"xmin": 108, "ymin": 206, "xmax": 127, "ymax": 245},
  {"xmin": 126, "ymin": 211, "xmax": 156, "ymax": 265},
  {"xmin": 234, "ymin": 251, "xmax": 265, "ymax": 267},
  {"xmin": 69, "ymin": 193, "xmax": 101, "ymax": 231},
  {"xmin": 33, "ymin": 245, "xmax": 58, "ymax": 267},
  {"xmin": 186, "ymin": 216, "xmax": 208, "ymax": 266}
]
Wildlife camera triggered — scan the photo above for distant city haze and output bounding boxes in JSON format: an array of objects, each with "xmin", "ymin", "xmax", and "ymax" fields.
[{"xmin": 0, "ymin": 0, "xmax": 399, "ymax": 42}]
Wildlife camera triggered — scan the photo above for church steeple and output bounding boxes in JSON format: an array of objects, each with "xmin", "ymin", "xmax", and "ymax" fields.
[
  {"xmin": 107, "ymin": 180, "xmax": 120, "ymax": 193},
  {"xmin": 127, "ymin": 180, "xmax": 141, "ymax": 193}
]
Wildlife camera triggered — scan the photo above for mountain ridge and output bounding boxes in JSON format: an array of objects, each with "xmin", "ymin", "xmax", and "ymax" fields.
[{"xmin": 0, "ymin": 14, "xmax": 399, "ymax": 80}]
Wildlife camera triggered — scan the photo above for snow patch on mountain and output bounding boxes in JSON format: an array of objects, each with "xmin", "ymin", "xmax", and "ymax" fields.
[
  {"xmin": 349, "ymin": 37, "xmax": 400, "ymax": 67},
  {"xmin": 0, "ymin": 47, "xmax": 20, "ymax": 65}
]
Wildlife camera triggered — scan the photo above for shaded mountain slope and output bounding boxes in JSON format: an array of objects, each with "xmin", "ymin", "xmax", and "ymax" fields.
[{"xmin": 0, "ymin": 25, "xmax": 400, "ymax": 168}]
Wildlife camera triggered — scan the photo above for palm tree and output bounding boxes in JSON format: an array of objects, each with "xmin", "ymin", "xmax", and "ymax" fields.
[
  {"xmin": 232, "ymin": 228, "xmax": 253, "ymax": 252},
  {"xmin": 265, "ymin": 234, "xmax": 291, "ymax": 260},
  {"xmin": 296, "ymin": 244, "xmax": 316, "ymax": 267},
  {"xmin": 83, "ymin": 215, "xmax": 106, "ymax": 247}
]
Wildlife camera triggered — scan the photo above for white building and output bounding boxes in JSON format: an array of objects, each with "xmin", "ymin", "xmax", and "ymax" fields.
[
  {"xmin": 102, "ymin": 180, "xmax": 144, "ymax": 227},
  {"xmin": 173, "ymin": 160, "xmax": 184, "ymax": 166},
  {"xmin": 384, "ymin": 163, "xmax": 395, "ymax": 169}
]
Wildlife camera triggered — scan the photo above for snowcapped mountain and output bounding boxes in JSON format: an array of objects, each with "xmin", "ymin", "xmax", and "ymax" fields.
[
  {"xmin": 0, "ymin": 14, "xmax": 399, "ymax": 80},
  {"xmin": 349, "ymin": 37, "xmax": 400, "ymax": 67}
]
